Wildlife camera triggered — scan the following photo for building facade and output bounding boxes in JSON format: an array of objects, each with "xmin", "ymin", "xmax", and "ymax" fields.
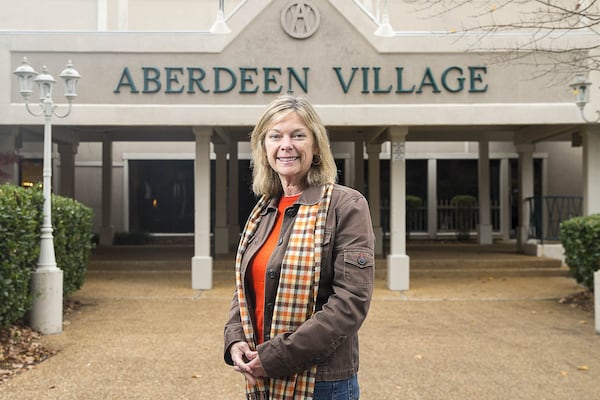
[{"xmin": 1, "ymin": 0, "xmax": 599, "ymax": 290}]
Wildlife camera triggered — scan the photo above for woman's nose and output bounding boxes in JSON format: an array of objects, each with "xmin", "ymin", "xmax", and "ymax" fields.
[{"xmin": 279, "ymin": 135, "xmax": 292, "ymax": 149}]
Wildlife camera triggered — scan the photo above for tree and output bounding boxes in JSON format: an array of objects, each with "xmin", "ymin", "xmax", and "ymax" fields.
[{"xmin": 405, "ymin": 1, "xmax": 600, "ymax": 77}]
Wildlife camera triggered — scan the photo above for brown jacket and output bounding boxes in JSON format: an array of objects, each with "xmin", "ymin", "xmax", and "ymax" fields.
[{"xmin": 224, "ymin": 184, "xmax": 375, "ymax": 381}]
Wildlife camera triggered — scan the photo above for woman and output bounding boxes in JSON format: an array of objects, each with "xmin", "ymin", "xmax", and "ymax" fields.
[{"xmin": 224, "ymin": 95, "xmax": 375, "ymax": 400}]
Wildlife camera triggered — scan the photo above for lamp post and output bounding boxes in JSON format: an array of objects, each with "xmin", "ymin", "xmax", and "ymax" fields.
[
  {"xmin": 13, "ymin": 57, "xmax": 80, "ymax": 335},
  {"xmin": 569, "ymin": 73, "xmax": 600, "ymax": 123}
]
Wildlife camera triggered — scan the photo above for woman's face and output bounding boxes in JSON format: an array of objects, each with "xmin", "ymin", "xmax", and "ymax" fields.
[{"xmin": 264, "ymin": 111, "xmax": 315, "ymax": 190}]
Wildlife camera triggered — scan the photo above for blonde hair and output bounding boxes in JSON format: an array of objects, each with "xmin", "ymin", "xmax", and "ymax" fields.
[{"xmin": 250, "ymin": 95, "xmax": 338, "ymax": 197}]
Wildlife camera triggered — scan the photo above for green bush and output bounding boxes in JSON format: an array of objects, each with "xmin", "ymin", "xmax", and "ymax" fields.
[
  {"xmin": 559, "ymin": 214, "xmax": 600, "ymax": 291},
  {"xmin": 450, "ymin": 195, "xmax": 477, "ymax": 208},
  {"xmin": 0, "ymin": 184, "xmax": 94, "ymax": 329},
  {"xmin": 52, "ymin": 195, "xmax": 94, "ymax": 297},
  {"xmin": 406, "ymin": 195, "xmax": 423, "ymax": 209},
  {"xmin": 0, "ymin": 185, "xmax": 43, "ymax": 329}
]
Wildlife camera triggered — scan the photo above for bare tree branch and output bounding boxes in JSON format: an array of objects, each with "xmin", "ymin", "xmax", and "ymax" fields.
[{"xmin": 407, "ymin": 0, "xmax": 600, "ymax": 77}]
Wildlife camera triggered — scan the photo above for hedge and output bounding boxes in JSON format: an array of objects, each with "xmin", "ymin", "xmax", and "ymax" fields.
[
  {"xmin": 0, "ymin": 184, "xmax": 94, "ymax": 329},
  {"xmin": 559, "ymin": 213, "xmax": 600, "ymax": 291},
  {"xmin": 52, "ymin": 194, "xmax": 94, "ymax": 296},
  {"xmin": 0, "ymin": 185, "xmax": 43, "ymax": 329},
  {"xmin": 406, "ymin": 195, "xmax": 423, "ymax": 209}
]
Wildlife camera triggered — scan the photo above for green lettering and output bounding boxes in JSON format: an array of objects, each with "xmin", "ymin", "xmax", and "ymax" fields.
[
  {"xmin": 441, "ymin": 66, "xmax": 465, "ymax": 93},
  {"xmin": 239, "ymin": 68, "xmax": 259, "ymax": 93},
  {"xmin": 288, "ymin": 67, "xmax": 308, "ymax": 93},
  {"xmin": 416, "ymin": 67, "xmax": 441, "ymax": 93},
  {"xmin": 373, "ymin": 67, "xmax": 392, "ymax": 93},
  {"xmin": 165, "ymin": 67, "xmax": 184, "ymax": 94},
  {"xmin": 263, "ymin": 67, "xmax": 282, "ymax": 94},
  {"xmin": 469, "ymin": 66, "xmax": 488, "ymax": 93},
  {"xmin": 214, "ymin": 67, "xmax": 236, "ymax": 93},
  {"xmin": 113, "ymin": 67, "xmax": 139, "ymax": 94},
  {"xmin": 395, "ymin": 67, "xmax": 415, "ymax": 93},
  {"xmin": 187, "ymin": 67, "xmax": 209, "ymax": 94},
  {"xmin": 142, "ymin": 67, "xmax": 161, "ymax": 93},
  {"xmin": 361, "ymin": 67, "xmax": 370, "ymax": 94},
  {"xmin": 333, "ymin": 67, "xmax": 358, "ymax": 94}
]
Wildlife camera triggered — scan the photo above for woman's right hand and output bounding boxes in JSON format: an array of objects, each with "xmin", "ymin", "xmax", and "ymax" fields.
[{"xmin": 230, "ymin": 341, "xmax": 259, "ymax": 385}]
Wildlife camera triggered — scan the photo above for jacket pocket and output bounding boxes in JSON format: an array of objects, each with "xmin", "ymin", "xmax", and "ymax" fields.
[{"xmin": 343, "ymin": 249, "xmax": 374, "ymax": 286}]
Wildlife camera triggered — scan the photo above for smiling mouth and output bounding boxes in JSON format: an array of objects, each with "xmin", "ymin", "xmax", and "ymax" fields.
[{"xmin": 277, "ymin": 156, "xmax": 299, "ymax": 162}]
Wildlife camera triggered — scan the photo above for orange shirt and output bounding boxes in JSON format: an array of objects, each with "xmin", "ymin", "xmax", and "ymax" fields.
[{"xmin": 247, "ymin": 193, "xmax": 300, "ymax": 344}]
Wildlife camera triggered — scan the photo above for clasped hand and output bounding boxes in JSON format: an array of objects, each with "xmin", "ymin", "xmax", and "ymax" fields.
[{"xmin": 230, "ymin": 341, "xmax": 267, "ymax": 385}]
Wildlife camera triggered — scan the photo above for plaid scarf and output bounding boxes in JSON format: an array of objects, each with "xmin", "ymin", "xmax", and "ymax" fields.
[{"xmin": 235, "ymin": 184, "xmax": 333, "ymax": 400}]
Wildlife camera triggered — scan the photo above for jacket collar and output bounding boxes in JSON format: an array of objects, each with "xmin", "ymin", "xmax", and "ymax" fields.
[
  {"xmin": 262, "ymin": 184, "xmax": 326, "ymax": 214},
  {"xmin": 297, "ymin": 185, "xmax": 325, "ymax": 206}
]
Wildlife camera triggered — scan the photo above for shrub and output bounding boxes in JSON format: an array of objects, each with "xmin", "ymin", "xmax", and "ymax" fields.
[
  {"xmin": 559, "ymin": 214, "xmax": 600, "ymax": 291},
  {"xmin": 0, "ymin": 185, "xmax": 43, "ymax": 329},
  {"xmin": 52, "ymin": 195, "xmax": 94, "ymax": 297},
  {"xmin": 450, "ymin": 194, "xmax": 477, "ymax": 208},
  {"xmin": 406, "ymin": 195, "xmax": 422, "ymax": 209},
  {"xmin": 0, "ymin": 184, "xmax": 94, "ymax": 329}
]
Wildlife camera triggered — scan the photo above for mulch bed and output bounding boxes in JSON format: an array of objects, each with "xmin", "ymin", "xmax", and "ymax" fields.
[
  {"xmin": 559, "ymin": 290, "xmax": 595, "ymax": 312},
  {"xmin": 0, "ymin": 300, "xmax": 80, "ymax": 384}
]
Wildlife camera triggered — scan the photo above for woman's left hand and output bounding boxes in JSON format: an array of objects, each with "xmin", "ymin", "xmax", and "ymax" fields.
[
  {"xmin": 231, "ymin": 345, "xmax": 267, "ymax": 384},
  {"xmin": 245, "ymin": 352, "xmax": 267, "ymax": 381}
]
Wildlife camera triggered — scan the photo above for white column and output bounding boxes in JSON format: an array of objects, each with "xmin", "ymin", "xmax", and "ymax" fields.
[
  {"xmin": 214, "ymin": 144, "xmax": 229, "ymax": 255},
  {"xmin": 228, "ymin": 141, "xmax": 240, "ymax": 251},
  {"xmin": 58, "ymin": 141, "xmax": 78, "ymax": 198},
  {"xmin": 97, "ymin": 0, "xmax": 108, "ymax": 31},
  {"xmin": 386, "ymin": 127, "xmax": 410, "ymax": 291},
  {"xmin": 354, "ymin": 139, "xmax": 365, "ymax": 193},
  {"xmin": 123, "ymin": 159, "xmax": 130, "ymax": 232},
  {"xmin": 500, "ymin": 158, "xmax": 511, "ymax": 241},
  {"xmin": 192, "ymin": 127, "xmax": 213, "ymax": 290},
  {"xmin": 118, "ymin": 0, "xmax": 128, "ymax": 31},
  {"xmin": 427, "ymin": 158, "xmax": 437, "ymax": 239},
  {"xmin": 367, "ymin": 143, "xmax": 384, "ymax": 256},
  {"xmin": 582, "ymin": 126, "xmax": 600, "ymax": 215},
  {"xmin": 516, "ymin": 144, "xmax": 535, "ymax": 251},
  {"xmin": 477, "ymin": 137, "xmax": 493, "ymax": 244},
  {"xmin": 541, "ymin": 157, "xmax": 549, "ymax": 238},
  {"xmin": 99, "ymin": 138, "xmax": 114, "ymax": 246}
]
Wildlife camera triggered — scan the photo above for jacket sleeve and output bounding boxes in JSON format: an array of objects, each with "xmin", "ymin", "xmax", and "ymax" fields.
[
  {"xmin": 257, "ymin": 191, "xmax": 375, "ymax": 378},
  {"xmin": 223, "ymin": 288, "xmax": 246, "ymax": 365}
]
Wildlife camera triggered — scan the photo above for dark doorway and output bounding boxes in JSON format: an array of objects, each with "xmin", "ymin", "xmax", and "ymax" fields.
[{"xmin": 129, "ymin": 160, "xmax": 194, "ymax": 233}]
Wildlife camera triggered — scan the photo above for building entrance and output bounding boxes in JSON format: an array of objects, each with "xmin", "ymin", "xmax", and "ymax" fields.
[{"xmin": 128, "ymin": 160, "xmax": 194, "ymax": 233}]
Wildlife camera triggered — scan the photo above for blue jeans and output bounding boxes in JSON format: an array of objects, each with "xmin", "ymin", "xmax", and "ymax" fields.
[{"xmin": 313, "ymin": 375, "xmax": 360, "ymax": 400}]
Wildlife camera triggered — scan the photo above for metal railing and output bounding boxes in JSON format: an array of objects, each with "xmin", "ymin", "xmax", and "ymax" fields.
[
  {"xmin": 526, "ymin": 196, "xmax": 583, "ymax": 242},
  {"xmin": 404, "ymin": 200, "xmax": 501, "ymax": 234}
]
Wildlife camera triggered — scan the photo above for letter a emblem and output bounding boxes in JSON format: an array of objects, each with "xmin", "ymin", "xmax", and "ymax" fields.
[{"xmin": 281, "ymin": 1, "xmax": 320, "ymax": 39}]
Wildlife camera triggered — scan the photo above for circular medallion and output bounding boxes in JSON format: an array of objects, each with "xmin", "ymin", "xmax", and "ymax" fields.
[{"xmin": 281, "ymin": 1, "xmax": 320, "ymax": 40}]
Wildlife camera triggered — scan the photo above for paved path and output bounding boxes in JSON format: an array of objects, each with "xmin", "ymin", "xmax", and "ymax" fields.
[{"xmin": 1, "ymin": 244, "xmax": 598, "ymax": 399}]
